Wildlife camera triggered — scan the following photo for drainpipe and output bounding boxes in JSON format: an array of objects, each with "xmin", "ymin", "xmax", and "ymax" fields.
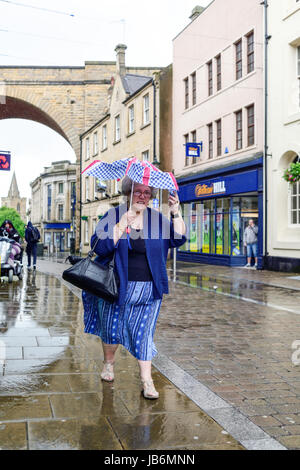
[
  {"xmin": 152, "ymin": 78, "xmax": 158, "ymax": 167},
  {"xmin": 261, "ymin": 0, "xmax": 271, "ymax": 267}
]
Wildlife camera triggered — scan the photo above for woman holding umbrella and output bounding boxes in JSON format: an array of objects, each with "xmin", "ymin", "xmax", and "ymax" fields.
[{"xmin": 82, "ymin": 160, "xmax": 186, "ymax": 399}]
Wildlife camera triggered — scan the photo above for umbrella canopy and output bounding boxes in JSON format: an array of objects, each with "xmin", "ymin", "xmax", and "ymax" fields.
[
  {"xmin": 82, "ymin": 158, "xmax": 128, "ymax": 181},
  {"xmin": 82, "ymin": 157, "xmax": 178, "ymax": 191}
]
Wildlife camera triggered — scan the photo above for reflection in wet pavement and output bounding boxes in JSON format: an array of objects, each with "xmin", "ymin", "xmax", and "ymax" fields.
[
  {"xmin": 0, "ymin": 270, "xmax": 243, "ymax": 450},
  {"xmin": 170, "ymin": 270, "xmax": 300, "ymax": 314}
]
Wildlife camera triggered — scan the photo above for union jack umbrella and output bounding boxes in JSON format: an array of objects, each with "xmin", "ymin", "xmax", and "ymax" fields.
[{"xmin": 82, "ymin": 157, "xmax": 178, "ymax": 192}]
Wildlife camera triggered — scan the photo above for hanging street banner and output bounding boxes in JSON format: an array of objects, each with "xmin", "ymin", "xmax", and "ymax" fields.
[
  {"xmin": 185, "ymin": 142, "xmax": 203, "ymax": 158},
  {"xmin": 0, "ymin": 151, "xmax": 11, "ymax": 171}
]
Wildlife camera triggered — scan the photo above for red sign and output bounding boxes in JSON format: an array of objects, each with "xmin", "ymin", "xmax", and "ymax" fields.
[{"xmin": 0, "ymin": 152, "xmax": 11, "ymax": 171}]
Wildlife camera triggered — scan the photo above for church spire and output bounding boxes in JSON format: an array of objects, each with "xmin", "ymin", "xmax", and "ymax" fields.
[{"xmin": 7, "ymin": 171, "xmax": 20, "ymax": 198}]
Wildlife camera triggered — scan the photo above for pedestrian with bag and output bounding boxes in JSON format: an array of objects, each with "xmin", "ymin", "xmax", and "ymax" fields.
[
  {"xmin": 82, "ymin": 176, "xmax": 186, "ymax": 400},
  {"xmin": 243, "ymin": 219, "xmax": 258, "ymax": 268},
  {"xmin": 25, "ymin": 221, "xmax": 40, "ymax": 271}
]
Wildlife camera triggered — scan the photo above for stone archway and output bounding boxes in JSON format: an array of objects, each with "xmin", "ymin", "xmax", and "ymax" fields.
[{"xmin": 0, "ymin": 62, "xmax": 116, "ymax": 247}]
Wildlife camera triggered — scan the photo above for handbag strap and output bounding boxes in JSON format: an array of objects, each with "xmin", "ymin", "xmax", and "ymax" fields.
[{"xmin": 88, "ymin": 237, "xmax": 116, "ymax": 268}]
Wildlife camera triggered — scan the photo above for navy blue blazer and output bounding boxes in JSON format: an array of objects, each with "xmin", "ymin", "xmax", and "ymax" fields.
[{"xmin": 90, "ymin": 203, "xmax": 186, "ymax": 305}]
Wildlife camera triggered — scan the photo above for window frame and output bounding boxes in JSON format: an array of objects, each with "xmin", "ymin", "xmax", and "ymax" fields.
[
  {"xmin": 216, "ymin": 54, "xmax": 222, "ymax": 91},
  {"xmin": 289, "ymin": 180, "xmax": 300, "ymax": 226},
  {"xmin": 114, "ymin": 115, "xmax": 121, "ymax": 142},
  {"xmin": 184, "ymin": 133, "xmax": 189, "ymax": 167},
  {"xmin": 58, "ymin": 204, "xmax": 64, "ymax": 221},
  {"xmin": 247, "ymin": 104, "xmax": 255, "ymax": 147},
  {"xmin": 235, "ymin": 109, "xmax": 243, "ymax": 150},
  {"xmin": 246, "ymin": 31, "xmax": 255, "ymax": 74},
  {"xmin": 207, "ymin": 61, "xmax": 213, "ymax": 96},
  {"xmin": 216, "ymin": 119, "xmax": 222, "ymax": 157},
  {"xmin": 184, "ymin": 77, "xmax": 189, "ymax": 109},
  {"xmin": 84, "ymin": 220, "xmax": 89, "ymax": 244},
  {"xmin": 235, "ymin": 39, "xmax": 243, "ymax": 80},
  {"xmin": 85, "ymin": 176, "xmax": 90, "ymax": 202},
  {"xmin": 93, "ymin": 131, "xmax": 98, "ymax": 155},
  {"xmin": 102, "ymin": 124, "xmax": 107, "ymax": 150},
  {"xmin": 85, "ymin": 137, "xmax": 90, "ymax": 160},
  {"xmin": 143, "ymin": 94, "xmax": 150, "ymax": 125},
  {"xmin": 58, "ymin": 182, "xmax": 64, "ymax": 194},
  {"xmin": 191, "ymin": 129, "xmax": 197, "ymax": 164},
  {"xmin": 208, "ymin": 123, "xmax": 213, "ymax": 159},
  {"xmin": 128, "ymin": 104, "xmax": 135, "ymax": 134},
  {"xmin": 191, "ymin": 72, "xmax": 196, "ymax": 106},
  {"xmin": 142, "ymin": 150, "xmax": 150, "ymax": 162}
]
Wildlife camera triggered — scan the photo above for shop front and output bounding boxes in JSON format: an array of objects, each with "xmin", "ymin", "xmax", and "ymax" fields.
[
  {"xmin": 177, "ymin": 157, "xmax": 264, "ymax": 268},
  {"xmin": 43, "ymin": 223, "xmax": 72, "ymax": 253}
]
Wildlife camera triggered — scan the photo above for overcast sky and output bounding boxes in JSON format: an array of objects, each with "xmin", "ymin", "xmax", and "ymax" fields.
[{"xmin": 0, "ymin": 0, "xmax": 211, "ymax": 200}]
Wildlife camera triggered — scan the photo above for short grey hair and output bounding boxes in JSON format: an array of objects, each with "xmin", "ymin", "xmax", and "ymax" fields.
[{"xmin": 121, "ymin": 175, "xmax": 157, "ymax": 199}]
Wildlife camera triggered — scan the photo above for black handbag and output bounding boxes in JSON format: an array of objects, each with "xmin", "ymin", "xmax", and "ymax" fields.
[{"xmin": 62, "ymin": 238, "xmax": 119, "ymax": 302}]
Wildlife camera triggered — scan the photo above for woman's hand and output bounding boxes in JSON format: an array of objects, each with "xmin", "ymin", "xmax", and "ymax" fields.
[
  {"xmin": 168, "ymin": 193, "xmax": 180, "ymax": 215},
  {"xmin": 118, "ymin": 209, "xmax": 140, "ymax": 232}
]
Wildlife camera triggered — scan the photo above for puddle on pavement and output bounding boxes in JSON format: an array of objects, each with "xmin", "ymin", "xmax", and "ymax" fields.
[
  {"xmin": 169, "ymin": 269, "xmax": 300, "ymax": 313},
  {"xmin": 0, "ymin": 270, "xmax": 82, "ymax": 376}
]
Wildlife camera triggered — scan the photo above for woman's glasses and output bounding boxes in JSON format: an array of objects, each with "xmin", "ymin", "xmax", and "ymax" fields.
[{"xmin": 133, "ymin": 190, "xmax": 152, "ymax": 198}]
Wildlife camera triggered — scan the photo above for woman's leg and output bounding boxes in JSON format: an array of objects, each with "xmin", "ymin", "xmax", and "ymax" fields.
[
  {"xmin": 138, "ymin": 359, "xmax": 159, "ymax": 399},
  {"xmin": 138, "ymin": 360, "xmax": 152, "ymax": 381},
  {"xmin": 102, "ymin": 342, "xmax": 119, "ymax": 363},
  {"xmin": 101, "ymin": 342, "xmax": 119, "ymax": 382}
]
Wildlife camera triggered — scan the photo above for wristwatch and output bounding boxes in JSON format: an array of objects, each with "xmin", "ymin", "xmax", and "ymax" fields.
[{"xmin": 171, "ymin": 212, "xmax": 180, "ymax": 219}]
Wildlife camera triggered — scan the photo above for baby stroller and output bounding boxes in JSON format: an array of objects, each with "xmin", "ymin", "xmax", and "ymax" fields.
[{"xmin": 0, "ymin": 236, "xmax": 23, "ymax": 282}]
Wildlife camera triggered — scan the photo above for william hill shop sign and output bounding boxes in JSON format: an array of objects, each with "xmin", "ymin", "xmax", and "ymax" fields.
[
  {"xmin": 195, "ymin": 181, "xmax": 226, "ymax": 198},
  {"xmin": 179, "ymin": 168, "xmax": 258, "ymax": 203}
]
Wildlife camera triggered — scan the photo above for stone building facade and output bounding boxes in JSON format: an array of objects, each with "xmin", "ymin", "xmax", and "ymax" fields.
[
  {"xmin": 80, "ymin": 45, "xmax": 172, "ymax": 254},
  {"xmin": 30, "ymin": 160, "xmax": 76, "ymax": 253},
  {"xmin": 266, "ymin": 0, "xmax": 300, "ymax": 271},
  {"xmin": 1, "ymin": 171, "xmax": 27, "ymax": 222},
  {"xmin": 172, "ymin": 0, "xmax": 264, "ymax": 268}
]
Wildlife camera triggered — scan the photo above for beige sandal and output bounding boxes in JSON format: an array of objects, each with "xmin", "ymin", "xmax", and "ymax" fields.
[
  {"xmin": 141, "ymin": 378, "xmax": 159, "ymax": 399},
  {"xmin": 101, "ymin": 362, "xmax": 114, "ymax": 382}
]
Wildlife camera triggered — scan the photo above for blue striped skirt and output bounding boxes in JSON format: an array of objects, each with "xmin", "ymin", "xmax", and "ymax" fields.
[{"xmin": 83, "ymin": 281, "xmax": 162, "ymax": 361}]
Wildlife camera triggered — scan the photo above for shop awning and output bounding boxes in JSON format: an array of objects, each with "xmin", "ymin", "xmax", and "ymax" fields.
[{"xmin": 44, "ymin": 223, "xmax": 71, "ymax": 229}]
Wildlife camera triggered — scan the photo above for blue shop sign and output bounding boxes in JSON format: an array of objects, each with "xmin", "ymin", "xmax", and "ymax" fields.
[
  {"xmin": 185, "ymin": 142, "xmax": 203, "ymax": 158},
  {"xmin": 179, "ymin": 169, "xmax": 258, "ymax": 202}
]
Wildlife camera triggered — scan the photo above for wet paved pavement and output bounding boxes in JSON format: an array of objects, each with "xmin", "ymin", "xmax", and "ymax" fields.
[
  {"xmin": 0, "ymin": 267, "xmax": 243, "ymax": 451},
  {"xmin": 2, "ymin": 257, "xmax": 300, "ymax": 450}
]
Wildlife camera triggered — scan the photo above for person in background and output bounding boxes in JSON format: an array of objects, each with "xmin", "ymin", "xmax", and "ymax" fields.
[
  {"xmin": 25, "ymin": 221, "xmax": 40, "ymax": 271},
  {"xmin": 0, "ymin": 219, "xmax": 22, "ymax": 266},
  {"xmin": 243, "ymin": 219, "xmax": 258, "ymax": 268},
  {"xmin": 82, "ymin": 176, "xmax": 186, "ymax": 400}
]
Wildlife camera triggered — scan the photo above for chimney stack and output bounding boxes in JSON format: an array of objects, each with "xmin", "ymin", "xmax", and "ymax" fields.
[
  {"xmin": 189, "ymin": 5, "xmax": 204, "ymax": 21},
  {"xmin": 115, "ymin": 44, "xmax": 127, "ymax": 76}
]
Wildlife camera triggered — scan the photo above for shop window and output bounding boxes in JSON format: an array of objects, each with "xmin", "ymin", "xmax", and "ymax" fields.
[{"xmin": 179, "ymin": 196, "xmax": 258, "ymax": 257}]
